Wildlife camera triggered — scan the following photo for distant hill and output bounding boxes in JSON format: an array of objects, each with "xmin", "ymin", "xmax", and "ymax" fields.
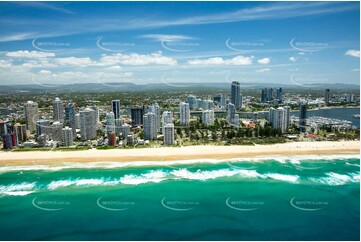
[{"xmin": 0, "ymin": 82, "xmax": 359, "ymax": 93}]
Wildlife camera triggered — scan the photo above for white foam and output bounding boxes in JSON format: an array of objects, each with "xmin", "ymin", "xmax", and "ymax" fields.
[
  {"xmin": 170, "ymin": 168, "xmax": 239, "ymax": 180},
  {"xmin": 0, "ymin": 182, "xmax": 37, "ymax": 196},
  {"xmin": 2, "ymin": 191, "xmax": 35, "ymax": 196},
  {"xmin": 265, "ymin": 173, "xmax": 299, "ymax": 183},
  {"xmin": 120, "ymin": 170, "xmax": 167, "ymax": 185},
  {"xmin": 309, "ymin": 172, "xmax": 360, "ymax": 186}
]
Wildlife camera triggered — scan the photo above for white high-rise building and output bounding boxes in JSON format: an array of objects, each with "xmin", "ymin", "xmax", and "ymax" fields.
[
  {"xmin": 24, "ymin": 101, "xmax": 39, "ymax": 133},
  {"xmin": 227, "ymin": 103, "xmax": 236, "ymax": 125},
  {"xmin": 51, "ymin": 121, "xmax": 63, "ymax": 142},
  {"xmin": 53, "ymin": 97, "xmax": 64, "ymax": 123},
  {"xmin": 203, "ymin": 100, "xmax": 214, "ymax": 110},
  {"xmin": 179, "ymin": 102, "xmax": 190, "ymax": 126},
  {"xmin": 268, "ymin": 106, "xmax": 290, "ymax": 132},
  {"xmin": 151, "ymin": 103, "xmax": 160, "ymax": 131},
  {"xmin": 202, "ymin": 110, "xmax": 215, "ymax": 126},
  {"xmin": 163, "ymin": 123, "xmax": 175, "ymax": 145},
  {"xmin": 162, "ymin": 111, "xmax": 173, "ymax": 135},
  {"xmin": 186, "ymin": 95, "xmax": 197, "ymax": 110},
  {"xmin": 75, "ymin": 113, "xmax": 80, "ymax": 129},
  {"xmin": 36, "ymin": 119, "xmax": 50, "ymax": 137},
  {"xmin": 62, "ymin": 126, "xmax": 74, "ymax": 146},
  {"xmin": 143, "ymin": 112, "xmax": 157, "ymax": 140},
  {"xmin": 80, "ymin": 108, "xmax": 97, "ymax": 141}
]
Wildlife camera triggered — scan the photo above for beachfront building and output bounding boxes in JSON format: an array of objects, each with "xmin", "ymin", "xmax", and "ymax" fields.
[
  {"xmin": 24, "ymin": 100, "xmax": 39, "ymax": 133},
  {"xmin": 231, "ymin": 81, "xmax": 241, "ymax": 109},
  {"xmin": 226, "ymin": 103, "xmax": 236, "ymax": 125},
  {"xmin": 162, "ymin": 111, "xmax": 173, "ymax": 135},
  {"xmin": 53, "ymin": 97, "xmax": 64, "ymax": 123},
  {"xmin": 107, "ymin": 131, "xmax": 116, "ymax": 146},
  {"xmin": 202, "ymin": 110, "xmax": 215, "ymax": 126},
  {"xmin": 163, "ymin": 123, "xmax": 175, "ymax": 145},
  {"xmin": 234, "ymin": 114, "xmax": 240, "ymax": 129},
  {"xmin": 220, "ymin": 94, "xmax": 227, "ymax": 109},
  {"xmin": 51, "ymin": 121, "xmax": 63, "ymax": 142},
  {"xmin": 80, "ymin": 108, "xmax": 97, "ymax": 141},
  {"xmin": 36, "ymin": 119, "xmax": 50, "ymax": 137},
  {"xmin": 65, "ymin": 103, "xmax": 76, "ymax": 137},
  {"xmin": 105, "ymin": 112, "xmax": 116, "ymax": 134},
  {"xmin": 268, "ymin": 106, "xmax": 290, "ymax": 132},
  {"xmin": 299, "ymin": 103, "xmax": 307, "ymax": 132},
  {"xmin": 179, "ymin": 102, "xmax": 190, "ymax": 126},
  {"xmin": 121, "ymin": 123, "xmax": 131, "ymax": 139},
  {"xmin": 151, "ymin": 103, "xmax": 160, "ymax": 131},
  {"xmin": 62, "ymin": 126, "xmax": 74, "ymax": 146},
  {"xmin": 143, "ymin": 112, "xmax": 157, "ymax": 140},
  {"xmin": 14, "ymin": 123, "xmax": 27, "ymax": 142}
]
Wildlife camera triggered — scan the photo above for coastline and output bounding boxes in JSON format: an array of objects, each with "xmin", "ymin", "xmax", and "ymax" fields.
[{"xmin": 0, "ymin": 141, "xmax": 359, "ymax": 166}]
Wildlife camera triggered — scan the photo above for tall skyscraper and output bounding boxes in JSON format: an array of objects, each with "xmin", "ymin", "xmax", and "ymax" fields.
[
  {"xmin": 105, "ymin": 112, "xmax": 115, "ymax": 134},
  {"xmin": 179, "ymin": 102, "xmax": 190, "ymax": 126},
  {"xmin": 131, "ymin": 107, "xmax": 144, "ymax": 126},
  {"xmin": 107, "ymin": 131, "xmax": 116, "ymax": 146},
  {"xmin": 151, "ymin": 103, "xmax": 160, "ymax": 131},
  {"xmin": 226, "ymin": 103, "xmax": 236, "ymax": 125},
  {"xmin": 36, "ymin": 119, "xmax": 50, "ymax": 137},
  {"xmin": 325, "ymin": 89, "xmax": 330, "ymax": 104},
  {"xmin": 276, "ymin": 88, "xmax": 283, "ymax": 103},
  {"xmin": 51, "ymin": 121, "xmax": 63, "ymax": 142},
  {"xmin": 80, "ymin": 108, "xmax": 97, "ymax": 141},
  {"xmin": 143, "ymin": 112, "xmax": 157, "ymax": 140},
  {"xmin": 186, "ymin": 95, "xmax": 197, "ymax": 110},
  {"xmin": 261, "ymin": 88, "xmax": 268, "ymax": 103},
  {"xmin": 162, "ymin": 111, "xmax": 173, "ymax": 135},
  {"xmin": 53, "ymin": 97, "xmax": 64, "ymax": 123},
  {"xmin": 299, "ymin": 103, "xmax": 307, "ymax": 132},
  {"xmin": 231, "ymin": 81, "xmax": 241, "ymax": 108},
  {"xmin": 65, "ymin": 103, "xmax": 76, "ymax": 137},
  {"xmin": 62, "ymin": 126, "xmax": 74, "ymax": 146},
  {"xmin": 202, "ymin": 110, "xmax": 215, "ymax": 126},
  {"xmin": 163, "ymin": 123, "xmax": 175, "ymax": 145},
  {"xmin": 267, "ymin": 88, "xmax": 273, "ymax": 101},
  {"xmin": 112, "ymin": 100, "xmax": 121, "ymax": 120},
  {"xmin": 24, "ymin": 100, "xmax": 39, "ymax": 133},
  {"xmin": 75, "ymin": 113, "xmax": 81, "ymax": 129},
  {"xmin": 234, "ymin": 114, "xmax": 240, "ymax": 129}
]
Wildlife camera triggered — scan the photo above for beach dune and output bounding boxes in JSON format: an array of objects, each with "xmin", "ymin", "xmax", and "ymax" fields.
[{"xmin": 0, "ymin": 141, "xmax": 359, "ymax": 166}]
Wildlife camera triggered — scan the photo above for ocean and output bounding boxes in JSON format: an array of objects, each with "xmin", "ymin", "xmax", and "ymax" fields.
[{"xmin": 0, "ymin": 155, "xmax": 359, "ymax": 240}]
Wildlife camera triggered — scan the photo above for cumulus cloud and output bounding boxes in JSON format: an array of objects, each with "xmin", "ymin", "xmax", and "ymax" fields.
[
  {"xmin": 55, "ymin": 57, "xmax": 95, "ymax": 67},
  {"xmin": 289, "ymin": 56, "xmax": 297, "ymax": 62},
  {"xmin": 100, "ymin": 52, "xmax": 177, "ymax": 66},
  {"xmin": 345, "ymin": 49, "xmax": 360, "ymax": 58},
  {"xmin": 188, "ymin": 55, "xmax": 253, "ymax": 65},
  {"xmin": 6, "ymin": 50, "xmax": 55, "ymax": 58},
  {"xmin": 257, "ymin": 57, "xmax": 270, "ymax": 65}
]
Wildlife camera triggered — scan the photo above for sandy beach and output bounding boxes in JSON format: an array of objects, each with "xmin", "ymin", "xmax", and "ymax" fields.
[{"xmin": 0, "ymin": 141, "xmax": 359, "ymax": 165}]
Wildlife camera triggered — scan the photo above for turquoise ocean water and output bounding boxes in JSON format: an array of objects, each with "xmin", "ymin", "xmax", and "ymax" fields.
[{"xmin": 0, "ymin": 154, "xmax": 359, "ymax": 240}]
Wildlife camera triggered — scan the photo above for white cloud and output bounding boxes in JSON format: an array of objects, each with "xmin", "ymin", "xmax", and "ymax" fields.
[
  {"xmin": 6, "ymin": 50, "xmax": 55, "ymax": 58},
  {"xmin": 289, "ymin": 56, "xmax": 297, "ymax": 62},
  {"xmin": 55, "ymin": 57, "xmax": 95, "ymax": 67},
  {"xmin": 38, "ymin": 70, "xmax": 51, "ymax": 74},
  {"xmin": 257, "ymin": 57, "xmax": 270, "ymax": 65},
  {"xmin": 140, "ymin": 34, "xmax": 195, "ymax": 42},
  {"xmin": 345, "ymin": 49, "xmax": 360, "ymax": 58},
  {"xmin": 105, "ymin": 65, "xmax": 123, "ymax": 71},
  {"xmin": 100, "ymin": 52, "xmax": 177, "ymax": 66},
  {"xmin": 351, "ymin": 68, "xmax": 359, "ymax": 72},
  {"xmin": 0, "ymin": 60, "xmax": 12, "ymax": 68},
  {"xmin": 188, "ymin": 55, "xmax": 252, "ymax": 65},
  {"xmin": 256, "ymin": 68, "xmax": 271, "ymax": 73}
]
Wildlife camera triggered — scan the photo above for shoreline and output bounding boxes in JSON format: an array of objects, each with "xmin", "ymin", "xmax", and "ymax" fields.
[{"xmin": 0, "ymin": 141, "xmax": 359, "ymax": 166}]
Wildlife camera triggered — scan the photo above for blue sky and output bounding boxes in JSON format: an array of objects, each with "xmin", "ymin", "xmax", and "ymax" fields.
[{"xmin": 0, "ymin": 1, "xmax": 359, "ymax": 86}]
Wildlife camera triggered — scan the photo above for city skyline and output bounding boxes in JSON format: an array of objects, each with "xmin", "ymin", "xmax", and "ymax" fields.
[{"xmin": 0, "ymin": 1, "xmax": 359, "ymax": 86}]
